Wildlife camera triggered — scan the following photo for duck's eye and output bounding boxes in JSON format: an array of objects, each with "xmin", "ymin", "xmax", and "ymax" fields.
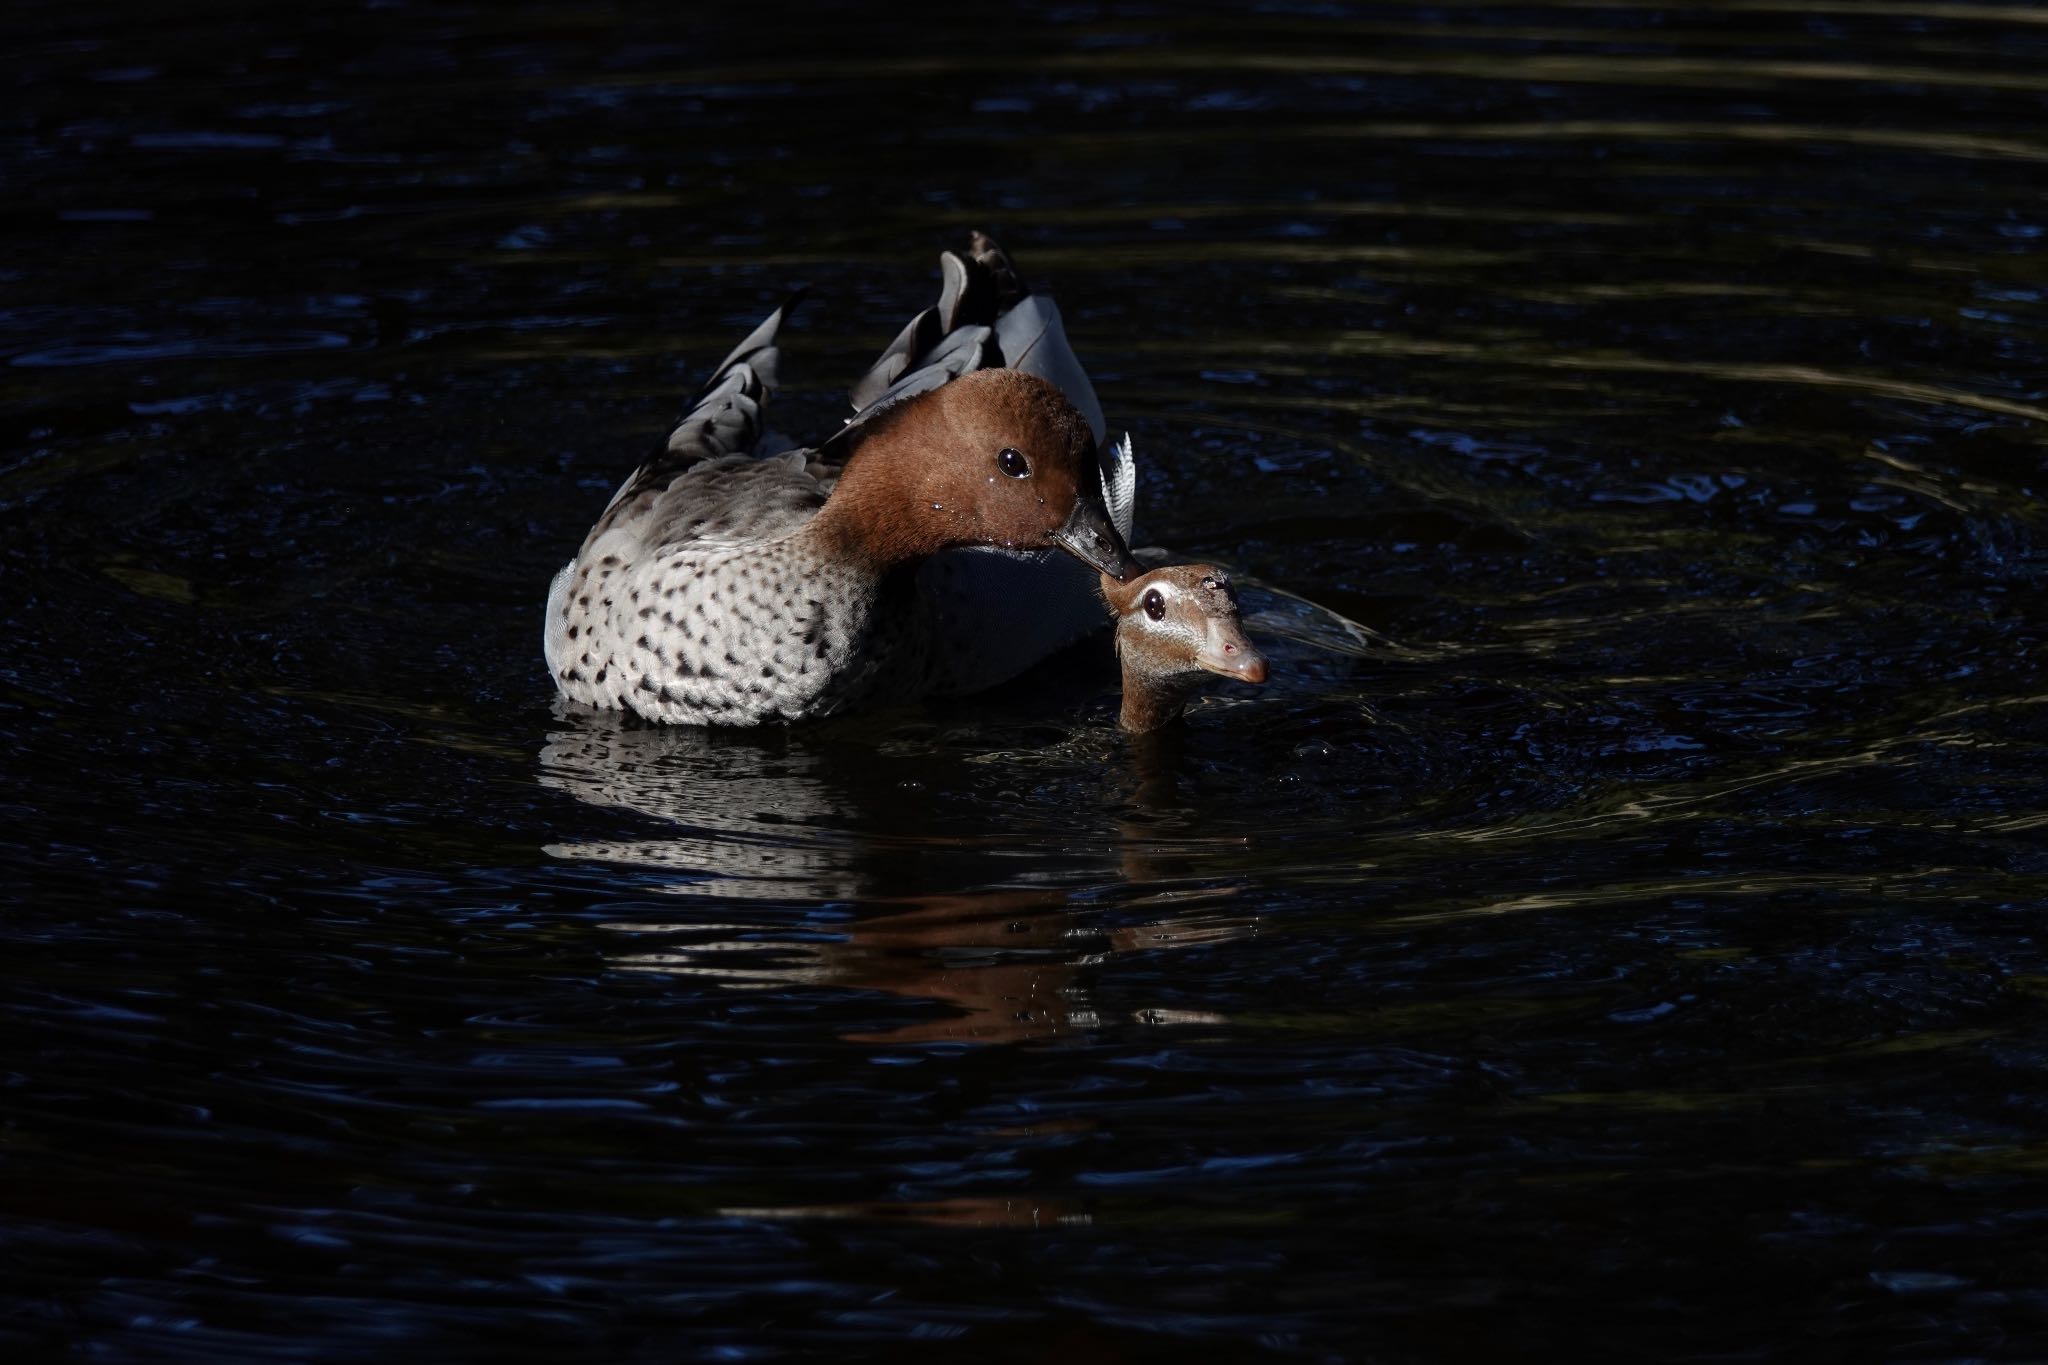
[
  {"xmin": 997, "ymin": 447, "xmax": 1031, "ymax": 478},
  {"xmin": 1142, "ymin": 589, "xmax": 1166, "ymax": 621}
]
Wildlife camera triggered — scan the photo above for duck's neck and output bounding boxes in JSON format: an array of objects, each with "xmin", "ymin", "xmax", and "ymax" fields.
[
  {"xmin": 1118, "ymin": 667, "xmax": 1198, "ymax": 734},
  {"xmin": 807, "ymin": 437, "xmax": 964, "ymax": 572}
]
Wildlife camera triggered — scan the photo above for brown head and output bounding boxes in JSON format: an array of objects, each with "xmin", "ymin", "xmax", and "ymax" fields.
[
  {"xmin": 815, "ymin": 369, "xmax": 1139, "ymax": 578},
  {"xmin": 1101, "ymin": 564, "xmax": 1268, "ymax": 732}
]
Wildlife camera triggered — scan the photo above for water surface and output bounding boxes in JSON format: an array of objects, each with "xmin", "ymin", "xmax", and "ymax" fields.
[{"xmin": 6, "ymin": 2, "xmax": 2048, "ymax": 1359}]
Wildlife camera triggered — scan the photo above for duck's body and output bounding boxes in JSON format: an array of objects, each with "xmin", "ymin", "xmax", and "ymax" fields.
[
  {"xmin": 1103, "ymin": 565, "xmax": 1269, "ymax": 732},
  {"xmin": 545, "ymin": 245, "xmax": 1138, "ymax": 727},
  {"xmin": 545, "ymin": 487, "xmax": 929, "ymax": 725}
]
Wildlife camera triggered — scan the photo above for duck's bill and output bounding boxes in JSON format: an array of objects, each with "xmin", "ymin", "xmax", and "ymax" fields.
[
  {"xmin": 1051, "ymin": 498, "xmax": 1142, "ymax": 580},
  {"xmin": 1195, "ymin": 624, "xmax": 1269, "ymax": 685}
]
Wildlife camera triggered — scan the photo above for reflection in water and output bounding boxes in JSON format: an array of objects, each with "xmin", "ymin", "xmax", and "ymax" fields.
[
  {"xmin": 540, "ymin": 707, "xmax": 1258, "ymax": 1043},
  {"xmin": 539, "ymin": 709, "xmax": 869, "ymax": 904}
]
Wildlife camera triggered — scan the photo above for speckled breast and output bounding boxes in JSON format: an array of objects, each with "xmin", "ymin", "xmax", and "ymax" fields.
[{"xmin": 545, "ymin": 544, "xmax": 934, "ymax": 726}]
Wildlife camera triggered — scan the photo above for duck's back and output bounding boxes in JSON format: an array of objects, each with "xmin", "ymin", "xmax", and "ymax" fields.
[{"xmin": 611, "ymin": 450, "xmax": 825, "ymax": 554}]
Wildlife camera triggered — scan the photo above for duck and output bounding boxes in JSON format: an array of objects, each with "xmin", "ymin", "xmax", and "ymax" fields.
[
  {"xmin": 1101, "ymin": 564, "xmax": 1269, "ymax": 733},
  {"xmin": 544, "ymin": 235, "xmax": 1140, "ymax": 727}
]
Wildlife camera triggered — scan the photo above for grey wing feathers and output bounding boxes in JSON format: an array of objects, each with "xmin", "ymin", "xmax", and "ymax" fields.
[
  {"xmin": 667, "ymin": 362, "xmax": 770, "ymax": 462},
  {"xmin": 705, "ymin": 301, "xmax": 789, "ymax": 387},
  {"xmin": 847, "ymin": 305, "xmax": 943, "ymax": 410},
  {"xmin": 842, "ymin": 234, "xmax": 1104, "ymax": 446},
  {"xmin": 844, "ymin": 237, "xmax": 1012, "ymax": 409},
  {"xmin": 847, "ymin": 323, "xmax": 997, "ymax": 416},
  {"xmin": 584, "ymin": 297, "xmax": 794, "ymax": 544}
]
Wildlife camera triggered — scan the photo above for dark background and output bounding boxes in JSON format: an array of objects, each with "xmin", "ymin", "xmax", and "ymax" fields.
[{"xmin": 6, "ymin": 2, "xmax": 2048, "ymax": 1360}]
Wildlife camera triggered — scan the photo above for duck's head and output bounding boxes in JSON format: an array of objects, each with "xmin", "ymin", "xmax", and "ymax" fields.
[
  {"xmin": 824, "ymin": 369, "xmax": 1140, "ymax": 579},
  {"xmin": 1101, "ymin": 564, "xmax": 1268, "ymax": 732}
]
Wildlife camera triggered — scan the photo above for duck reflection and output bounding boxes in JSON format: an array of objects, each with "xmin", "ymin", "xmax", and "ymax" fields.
[
  {"xmin": 539, "ymin": 708, "xmax": 868, "ymax": 905},
  {"xmin": 538, "ymin": 703, "xmax": 1252, "ymax": 1044}
]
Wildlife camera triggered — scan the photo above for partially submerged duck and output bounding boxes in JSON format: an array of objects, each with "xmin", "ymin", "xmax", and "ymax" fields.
[
  {"xmin": 1101, "ymin": 565, "xmax": 1268, "ymax": 733},
  {"xmin": 544, "ymin": 237, "xmax": 1140, "ymax": 726}
]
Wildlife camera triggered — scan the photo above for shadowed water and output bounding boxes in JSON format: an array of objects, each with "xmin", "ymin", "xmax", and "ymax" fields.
[{"xmin": 5, "ymin": 1, "xmax": 2048, "ymax": 1360}]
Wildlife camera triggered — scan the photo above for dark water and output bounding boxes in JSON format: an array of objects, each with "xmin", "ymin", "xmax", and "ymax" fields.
[{"xmin": 7, "ymin": 2, "xmax": 2048, "ymax": 1359}]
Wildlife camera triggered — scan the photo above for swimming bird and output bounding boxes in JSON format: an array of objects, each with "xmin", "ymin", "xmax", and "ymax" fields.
[
  {"xmin": 544, "ymin": 239, "xmax": 1140, "ymax": 727},
  {"xmin": 1101, "ymin": 564, "xmax": 1268, "ymax": 733}
]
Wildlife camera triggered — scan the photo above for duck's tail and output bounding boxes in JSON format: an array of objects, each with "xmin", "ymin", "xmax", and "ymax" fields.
[{"xmin": 843, "ymin": 233, "xmax": 1108, "ymax": 448}]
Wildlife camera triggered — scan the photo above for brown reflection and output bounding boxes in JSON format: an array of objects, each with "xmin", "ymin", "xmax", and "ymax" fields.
[
  {"xmin": 834, "ymin": 888, "xmax": 1090, "ymax": 1044},
  {"xmin": 601, "ymin": 882, "xmax": 1251, "ymax": 1045},
  {"xmin": 847, "ymin": 886, "xmax": 1244, "ymax": 1044}
]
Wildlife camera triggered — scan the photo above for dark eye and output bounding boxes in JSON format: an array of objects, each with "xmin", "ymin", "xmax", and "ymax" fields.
[
  {"xmin": 997, "ymin": 447, "xmax": 1030, "ymax": 478},
  {"xmin": 1142, "ymin": 589, "xmax": 1166, "ymax": 621}
]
